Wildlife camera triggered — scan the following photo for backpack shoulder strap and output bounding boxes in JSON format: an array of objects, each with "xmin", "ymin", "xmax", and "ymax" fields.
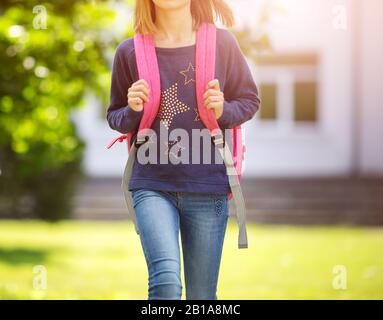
[
  {"xmin": 133, "ymin": 33, "xmax": 162, "ymax": 143},
  {"xmin": 107, "ymin": 34, "xmax": 161, "ymax": 151},
  {"xmin": 195, "ymin": 22, "xmax": 221, "ymax": 136}
]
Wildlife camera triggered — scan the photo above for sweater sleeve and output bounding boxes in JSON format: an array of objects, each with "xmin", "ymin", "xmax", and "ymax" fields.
[
  {"xmin": 217, "ymin": 31, "xmax": 260, "ymax": 129},
  {"xmin": 106, "ymin": 42, "xmax": 143, "ymax": 134}
]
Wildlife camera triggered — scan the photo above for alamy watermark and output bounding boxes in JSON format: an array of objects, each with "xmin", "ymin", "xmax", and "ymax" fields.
[
  {"xmin": 33, "ymin": 5, "xmax": 47, "ymax": 30},
  {"xmin": 332, "ymin": 264, "xmax": 347, "ymax": 290},
  {"xmin": 32, "ymin": 265, "xmax": 47, "ymax": 290},
  {"xmin": 134, "ymin": 125, "xmax": 239, "ymax": 176},
  {"xmin": 332, "ymin": 5, "xmax": 348, "ymax": 30}
]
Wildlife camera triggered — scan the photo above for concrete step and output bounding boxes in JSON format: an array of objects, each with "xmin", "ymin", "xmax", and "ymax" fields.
[{"xmin": 72, "ymin": 177, "xmax": 383, "ymax": 225}]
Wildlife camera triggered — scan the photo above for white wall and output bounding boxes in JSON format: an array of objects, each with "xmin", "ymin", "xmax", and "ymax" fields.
[{"xmin": 358, "ymin": 0, "xmax": 383, "ymax": 175}]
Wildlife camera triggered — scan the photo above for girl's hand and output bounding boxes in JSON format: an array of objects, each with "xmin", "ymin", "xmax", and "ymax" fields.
[
  {"xmin": 127, "ymin": 79, "xmax": 150, "ymax": 112},
  {"xmin": 203, "ymin": 79, "xmax": 224, "ymax": 119}
]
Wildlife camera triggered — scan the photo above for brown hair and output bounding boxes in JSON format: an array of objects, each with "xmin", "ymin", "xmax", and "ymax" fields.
[{"xmin": 134, "ymin": 0, "xmax": 234, "ymax": 35}]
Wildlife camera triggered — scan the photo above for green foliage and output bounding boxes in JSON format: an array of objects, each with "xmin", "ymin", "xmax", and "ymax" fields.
[
  {"xmin": 0, "ymin": 1, "xmax": 132, "ymax": 219},
  {"xmin": 232, "ymin": 2, "xmax": 276, "ymax": 57}
]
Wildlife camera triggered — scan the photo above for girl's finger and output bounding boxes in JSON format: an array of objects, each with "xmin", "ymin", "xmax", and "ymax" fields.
[
  {"xmin": 128, "ymin": 91, "xmax": 149, "ymax": 102},
  {"xmin": 129, "ymin": 84, "xmax": 150, "ymax": 97},
  {"xmin": 204, "ymin": 95, "xmax": 222, "ymax": 105},
  {"xmin": 203, "ymin": 88, "xmax": 222, "ymax": 99},
  {"xmin": 207, "ymin": 79, "xmax": 220, "ymax": 91},
  {"xmin": 134, "ymin": 78, "xmax": 149, "ymax": 87},
  {"xmin": 134, "ymin": 79, "xmax": 150, "ymax": 91},
  {"xmin": 129, "ymin": 97, "xmax": 143, "ymax": 106},
  {"xmin": 206, "ymin": 102, "xmax": 222, "ymax": 109}
]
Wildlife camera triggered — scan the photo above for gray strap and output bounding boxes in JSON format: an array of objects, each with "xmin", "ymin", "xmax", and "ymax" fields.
[
  {"xmin": 215, "ymin": 140, "xmax": 248, "ymax": 249},
  {"xmin": 121, "ymin": 142, "xmax": 140, "ymax": 235}
]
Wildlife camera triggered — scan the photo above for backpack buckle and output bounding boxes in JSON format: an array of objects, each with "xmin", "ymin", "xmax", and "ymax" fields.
[{"xmin": 211, "ymin": 131, "xmax": 224, "ymax": 148}]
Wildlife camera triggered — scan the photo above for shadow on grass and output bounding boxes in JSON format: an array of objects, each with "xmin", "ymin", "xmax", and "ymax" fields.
[{"xmin": 0, "ymin": 248, "xmax": 51, "ymax": 265}]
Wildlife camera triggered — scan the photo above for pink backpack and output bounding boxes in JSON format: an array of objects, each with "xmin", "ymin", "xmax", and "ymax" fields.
[{"xmin": 107, "ymin": 22, "xmax": 248, "ymax": 249}]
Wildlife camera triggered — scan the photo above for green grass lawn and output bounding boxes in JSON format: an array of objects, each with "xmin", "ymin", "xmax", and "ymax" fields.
[{"xmin": 0, "ymin": 220, "xmax": 382, "ymax": 299}]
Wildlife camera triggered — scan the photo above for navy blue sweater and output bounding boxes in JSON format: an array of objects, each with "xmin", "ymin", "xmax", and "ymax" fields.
[{"xmin": 106, "ymin": 27, "xmax": 260, "ymax": 194}]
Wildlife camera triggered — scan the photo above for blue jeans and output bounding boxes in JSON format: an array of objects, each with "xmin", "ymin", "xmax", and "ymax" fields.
[{"xmin": 131, "ymin": 188, "xmax": 229, "ymax": 300}]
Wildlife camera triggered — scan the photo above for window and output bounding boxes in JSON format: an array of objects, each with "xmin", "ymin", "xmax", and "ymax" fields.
[
  {"xmin": 294, "ymin": 82, "xmax": 317, "ymax": 122},
  {"xmin": 259, "ymin": 84, "xmax": 277, "ymax": 120},
  {"xmin": 255, "ymin": 52, "xmax": 319, "ymax": 127}
]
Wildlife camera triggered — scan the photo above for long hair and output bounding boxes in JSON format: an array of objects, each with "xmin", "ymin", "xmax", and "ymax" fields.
[{"xmin": 134, "ymin": 0, "xmax": 234, "ymax": 35}]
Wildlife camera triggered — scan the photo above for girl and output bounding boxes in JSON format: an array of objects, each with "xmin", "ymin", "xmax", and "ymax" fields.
[{"xmin": 107, "ymin": 0, "xmax": 260, "ymax": 300}]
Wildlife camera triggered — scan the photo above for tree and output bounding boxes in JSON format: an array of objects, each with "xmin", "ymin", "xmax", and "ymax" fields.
[{"xmin": 0, "ymin": 0, "xmax": 133, "ymax": 219}]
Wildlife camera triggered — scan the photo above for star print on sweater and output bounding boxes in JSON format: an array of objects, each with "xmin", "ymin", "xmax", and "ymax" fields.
[
  {"xmin": 179, "ymin": 62, "xmax": 195, "ymax": 85},
  {"xmin": 157, "ymin": 83, "xmax": 190, "ymax": 129}
]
